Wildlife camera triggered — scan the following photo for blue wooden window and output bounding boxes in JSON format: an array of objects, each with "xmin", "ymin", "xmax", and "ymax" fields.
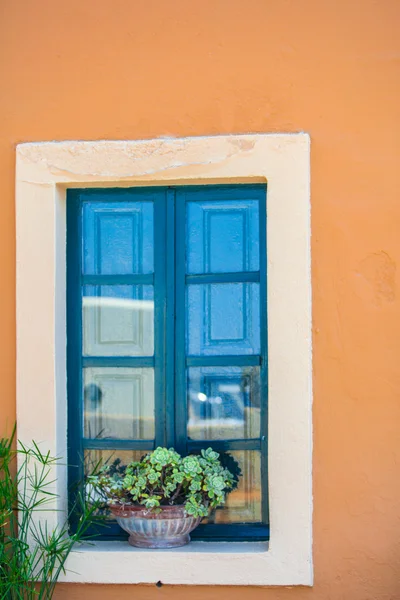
[{"xmin": 67, "ymin": 185, "xmax": 269, "ymax": 541}]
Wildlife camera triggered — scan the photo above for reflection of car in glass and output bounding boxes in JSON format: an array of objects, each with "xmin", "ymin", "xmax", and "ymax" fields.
[
  {"xmin": 190, "ymin": 378, "xmax": 245, "ymax": 419},
  {"xmin": 188, "ymin": 371, "xmax": 260, "ymax": 440}
]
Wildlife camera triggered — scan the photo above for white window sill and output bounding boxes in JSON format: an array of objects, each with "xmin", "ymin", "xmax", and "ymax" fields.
[{"xmin": 59, "ymin": 539, "xmax": 311, "ymax": 586}]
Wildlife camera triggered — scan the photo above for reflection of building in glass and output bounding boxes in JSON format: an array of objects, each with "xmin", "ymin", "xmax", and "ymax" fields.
[
  {"xmin": 203, "ymin": 451, "xmax": 261, "ymax": 524},
  {"xmin": 83, "ymin": 295, "xmax": 154, "ymax": 357},
  {"xmin": 83, "ymin": 367, "xmax": 155, "ymax": 441},
  {"xmin": 83, "ymin": 383, "xmax": 103, "ymax": 438},
  {"xmin": 83, "ymin": 295, "xmax": 155, "ymax": 441}
]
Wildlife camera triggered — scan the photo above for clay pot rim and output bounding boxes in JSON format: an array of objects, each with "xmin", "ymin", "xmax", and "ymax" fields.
[
  {"xmin": 110, "ymin": 503, "xmax": 184, "ymax": 511},
  {"xmin": 109, "ymin": 504, "xmax": 190, "ymax": 519}
]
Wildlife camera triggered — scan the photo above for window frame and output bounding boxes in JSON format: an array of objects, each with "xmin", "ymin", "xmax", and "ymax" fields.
[
  {"xmin": 67, "ymin": 184, "xmax": 269, "ymax": 541},
  {"xmin": 16, "ymin": 134, "xmax": 312, "ymax": 586}
]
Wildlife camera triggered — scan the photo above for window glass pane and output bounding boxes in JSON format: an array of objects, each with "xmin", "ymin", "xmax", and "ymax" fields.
[
  {"xmin": 187, "ymin": 366, "xmax": 260, "ymax": 440},
  {"xmin": 187, "ymin": 200, "xmax": 259, "ymax": 274},
  {"xmin": 202, "ymin": 451, "xmax": 261, "ymax": 523},
  {"xmin": 83, "ymin": 201, "xmax": 154, "ymax": 275},
  {"xmin": 84, "ymin": 451, "xmax": 261, "ymax": 524},
  {"xmin": 83, "ymin": 285, "xmax": 154, "ymax": 357},
  {"xmin": 187, "ymin": 283, "xmax": 260, "ymax": 356},
  {"xmin": 83, "ymin": 367, "xmax": 155, "ymax": 440},
  {"xmin": 84, "ymin": 449, "xmax": 146, "ymax": 477},
  {"xmin": 85, "ymin": 449, "xmax": 147, "ymax": 517}
]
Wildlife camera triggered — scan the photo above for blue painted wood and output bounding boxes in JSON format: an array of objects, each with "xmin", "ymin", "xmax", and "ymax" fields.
[
  {"xmin": 187, "ymin": 199, "xmax": 259, "ymax": 274},
  {"xmin": 153, "ymin": 192, "xmax": 167, "ymax": 447},
  {"xmin": 180, "ymin": 185, "xmax": 268, "ymax": 538},
  {"xmin": 82, "ymin": 356, "xmax": 154, "ymax": 367},
  {"xmin": 165, "ymin": 189, "xmax": 176, "ymax": 447},
  {"xmin": 186, "ymin": 355, "xmax": 261, "ymax": 367},
  {"xmin": 66, "ymin": 190, "xmax": 84, "ymax": 533},
  {"xmin": 83, "ymin": 200, "xmax": 154, "ymax": 275},
  {"xmin": 74, "ymin": 185, "xmax": 265, "ymax": 201},
  {"xmin": 175, "ymin": 184, "xmax": 265, "ymax": 199},
  {"xmin": 72, "ymin": 187, "xmax": 160, "ymax": 200},
  {"xmin": 187, "ymin": 282, "xmax": 261, "ymax": 356},
  {"xmin": 186, "ymin": 272, "xmax": 260, "ymax": 284},
  {"xmin": 82, "ymin": 274, "xmax": 154, "ymax": 285},
  {"xmin": 174, "ymin": 189, "xmax": 188, "ymax": 456},
  {"xmin": 259, "ymin": 186, "xmax": 269, "ymax": 525},
  {"xmin": 68, "ymin": 184, "xmax": 269, "ymax": 542},
  {"xmin": 83, "ymin": 439, "xmax": 155, "ymax": 450},
  {"xmin": 191, "ymin": 523, "xmax": 269, "ymax": 541},
  {"xmin": 187, "ymin": 439, "xmax": 261, "ymax": 452},
  {"xmin": 85, "ymin": 522, "xmax": 270, "ymax": 542}
]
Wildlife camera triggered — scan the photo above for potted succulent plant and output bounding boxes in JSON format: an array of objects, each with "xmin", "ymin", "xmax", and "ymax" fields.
[{"xmin": 88, "ymin": 446, "xmax": 236, "ymax": 548}]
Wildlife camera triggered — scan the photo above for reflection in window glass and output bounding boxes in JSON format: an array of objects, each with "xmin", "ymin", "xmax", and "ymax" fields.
[
  {"xmin": 84, "ymin": 449, "xmax": 146, "ymax": 477},
  {"xmin": 83, "ymin": 368, "xmax": 155, "ymax": 440},
  {"xmin": 83, "ymin": 201, "xmax": 154, "ymax": 275},
  {"xmin": 83, "ymin": 285, "xmax": 154, "ymax": 357},
  {"xmin": 84, "ymin": 449, "xmax": 147, "ymax": 518},
  {"xmin": 68, "ymin": 186, "xmax": 268, "ymax": 541},
  {"xmin": 202, "ymin": 451, "xmax": 261, "ymax": 523},
  {"xmin": 187, "ymin": 199, "xmax": 259, "ymax": 274},
  {"xmin": 187, "ymin": 283, "xmax": 260, "ymax": 356},
  {"xmin": 187, "ymin": 366, "xmax": 260, "ymax": 440}
]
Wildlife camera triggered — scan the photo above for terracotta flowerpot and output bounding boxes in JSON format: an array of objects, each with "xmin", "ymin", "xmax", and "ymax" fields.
[{"xmin": 109, "ymin": 504, "xmax": 202, "ymax": 548}]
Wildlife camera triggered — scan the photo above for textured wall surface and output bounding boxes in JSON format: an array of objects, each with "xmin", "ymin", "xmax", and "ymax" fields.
[{"xmin": 1, "ymin": 1, "xmax": 399, "ymax": 598}]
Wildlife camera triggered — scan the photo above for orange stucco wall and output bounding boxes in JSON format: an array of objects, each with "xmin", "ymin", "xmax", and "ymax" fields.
[{"xmin": 1, "ymin": 1, "xmax": 399, "ymax": 598}]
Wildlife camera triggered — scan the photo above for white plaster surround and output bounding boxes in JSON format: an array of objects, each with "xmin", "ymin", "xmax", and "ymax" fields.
[{"xmin": 16, "ymin": 133, "xmax": 312, "ymax": 586}]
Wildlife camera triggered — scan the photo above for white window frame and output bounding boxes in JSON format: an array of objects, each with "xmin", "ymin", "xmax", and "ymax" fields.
[{"xmin": 16, "ymin": 134, "xmax": 312, "ymax": 586}]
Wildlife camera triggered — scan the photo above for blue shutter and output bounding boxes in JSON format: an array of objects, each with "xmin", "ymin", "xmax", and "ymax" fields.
[
  {"xmin": 175, "ymin": 186, "xmax": 268, "ymax": 538},
  {"xmin": 67, "ymin": 185, "xmax": 269, "ymax": 541}
]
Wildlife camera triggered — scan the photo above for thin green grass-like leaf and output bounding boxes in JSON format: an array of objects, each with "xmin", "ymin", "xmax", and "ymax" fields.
[{"xmin": 0, "ymin": 428, "xmax": 106, "ymax": 600}]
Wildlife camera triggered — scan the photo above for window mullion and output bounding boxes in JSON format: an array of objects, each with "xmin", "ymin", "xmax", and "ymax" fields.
[
  {"xmin": 174, "ymin": 190, "xmax": 188, "ymax": 455},
  {"xmin": 165, "ymin": 189, "xmax": 176, "ymax": 448},
  {"xmin": 153, "ymin": 194, "xmax": 168, "ymax": 447}
]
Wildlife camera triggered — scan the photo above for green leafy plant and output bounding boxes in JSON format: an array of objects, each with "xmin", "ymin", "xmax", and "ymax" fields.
[
  {"xmin": 89, "ymin": 447, "xmax": 237, "ymax": 518},
  {"xmin": 0, "ymin": 426, "xmax": 103, "ymax": 600}
]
